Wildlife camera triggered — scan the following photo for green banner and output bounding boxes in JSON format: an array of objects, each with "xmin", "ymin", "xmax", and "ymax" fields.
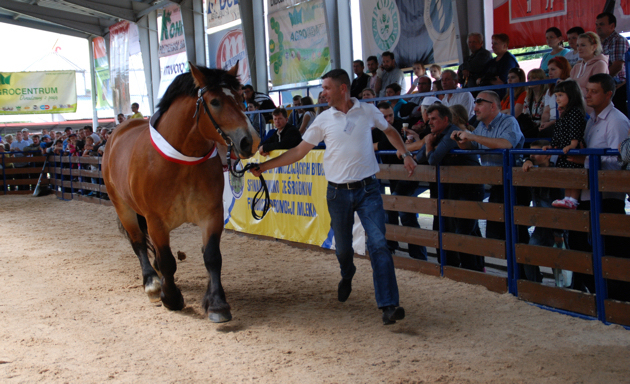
[
  {"xmin": 0, "ymin": 71, "xmax": 77, "ymax": 115},
  {"xmin": 268, "ymin": 0, "xmax": 331, "ymax": 86}
]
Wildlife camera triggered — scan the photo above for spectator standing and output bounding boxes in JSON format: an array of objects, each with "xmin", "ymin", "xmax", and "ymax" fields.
[
  {"xmin": 257, "ymin": 108, "xmax": 302, "ymax": 156},
  {"xmin": 23, "ymin": 135, "xmax": 43, "ymax": 155},
  {"xmin": 596, "ymin": 12, "xmax": 630, "ymax": 112},
  {"xmin": 566, "ymin": 74, "xmax": 630, "ymax": 301},
  {"xmin": 21, "ymin": 129, "xmax": 33, "ymax": 145},
  {"xmin": 3, "ymin": 134, "xmax": 13, "ymax": 151},
  {"xmin": 417, "ymin": 104, "xmax": 485, "ymax": 271},
  {"xmin": 366, "ymin": 56, "xmax": 382, "ymax": 97},
  {"xmin": 350, "ymin": 60, "xmax": 370, "ymax": 99},
  {"xmin": 62, "ymin": 127, "xmax": 73, "ymax": 150},
  {"xmin": 117, "ymin": 113, "xmax": 126, "ymax": 125},
  {"xmin": 540, "ymin": 27, "xmax": 570, "ymax": 75},
  {"xmin": 480, "ymin": 33, "xmax": 520, "ymax": 99},
  {"xmin": 546, "ymin": 80, "xmax": 587, "ymax": 209},
  {"xmin": 539, "ymin": 56, "xmax": 572, "ymax": 136},
  {"xmin": 451, "ymin": 91, "xmax": 525, "ymax": 240},
  {"xmin": 458, "ymin": 33, "xmax": 493, "ymax": 90},
  {"xmin": 565, "ymin": 26, "xmax": 585, "ymax": 66},
  {"xmin": 130, "ymin": 102, "xmax": 143, "ymax": 119},
  {"xmin": 250, "ymin": 69, "xmax": 415, "ymax": 325},
  {"xmin": 242, "ymin": 84, "xmax": 277, "ymax": 122},
  {"xmin": 378, "ymin": 51, "xmax": 406, "ymax": 98},
  {"xmin": 569, "ymin": 32, "xmax": 608, "ymax": 102},
  {"xmin": 500, "ymin": 68, "xmax": 527, "ymax": 118},
  {"xmin": 373, "ymin": 102, "xmax": 426, "ymax": 261},
  {"xmin": 440, "ymin": 70, "xmax": 475, "ymax": 120}
]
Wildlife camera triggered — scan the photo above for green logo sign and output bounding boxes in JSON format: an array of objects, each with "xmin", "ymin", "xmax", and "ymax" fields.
[
  {"xmin": 0, "ymin": 74, "xmax": 11, "ymax": 85},
  {"xmin": 371, "ymin": 0, "xmax": 400, "ymax": 51}
]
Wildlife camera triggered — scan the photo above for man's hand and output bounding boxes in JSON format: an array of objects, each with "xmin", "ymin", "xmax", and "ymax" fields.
[
  {"xmin": 250, "ymin": 163, "xmax": 264, "ymax": 177},
  {"xmin": 403, "ymin": 155, "xmax": 416, "ymax": 176},
  {"xmin": 258, "ymin": 146, "xmax": 269, "ymax": 157},
  {"xmin": 462, "ymin": 69, "xmax": 471, "ymax": 79},
  {"xmin": 522, "ymin": 159, "xmax": 534, "ymax": 172},
  {"xmin": 425, "ymin": 133, "xmax": 437, "ymax": 152}
]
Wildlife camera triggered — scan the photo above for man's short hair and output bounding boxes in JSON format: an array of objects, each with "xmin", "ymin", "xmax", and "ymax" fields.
[
  {"xmin": 426, "ymin": 104, "xmax": 453, "ymax": 122},
  {"xmin": 84, "ymin": 126, "xmax": 94, "ymax": 133},
  {"xmin": 567, "ymin": 26, "xmax": 585, "ymax": 35},
  {"xmin": 385, "ymin": 83, "xmax": 402, "ymax": 94},
  {"xmin": 366, "ymin": 55, "xmax": 378, "ymax": 64},
  {"xmin": 442, "ymin": 69, "xmax": 457, "ymax": 81},
  {"xmin": 588, "ymin": 73, "xmax": 617, "ymax": 97},
  {"xmin": 272, "ymin": 107, "xmax": 288, "ymax": 118},
  {"xmin": 377, "ymin": 101, "xmax": 392, "ymax": 110},
  {"xmin": 242, "ymin": 84, "xmax": 254, "ymax": 91},
  {"xmin": 32, "ymin": 134, "xmax": 40, "ymax": 140},
  {"xmin": 492, "ymin": 33, "xmax": 510, "ymax": 45},
  {"xmin": 530, "ymin": 139, "xmax": 551, "ymax": 148},
  {"xmin": 292, "ymin": 95, "xmax": 302, "ymax": 101},
  {"xmin": 382, "ymin": 51, "xmax": 395, "ymax": 60},
  {"xmin": 321, "ymin": 69, "xmax": 351, "ymax": 87},
  {"xmin": 479, "ymin": 91, "xmax": 501, "ymax": 106},
  {"xmin": 64, "ymin": 127, "xmax": 72, "ymax": 132},
  {"xmin": 597, "ymin": 12, "xmax": 616, "ymax": 26},
  {"xmin": 131, "ymin": 102, "xmax": 139, "ymax": 108},
  {"xmin": 353, "ymin": 59, "xmax": 365, "ymax": 68},
  {"xmin": 21, "ymin": 128, "xmax": 29, "ymax": 132},
  {"xmin": 468, "ymin": 32, "xmax": 483, "ymax": 43}
]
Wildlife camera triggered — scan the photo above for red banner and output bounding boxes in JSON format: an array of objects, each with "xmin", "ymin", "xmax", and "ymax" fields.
[{"xmin": 493, "ymin": 0, "xmax": 630, "ymax": 48}]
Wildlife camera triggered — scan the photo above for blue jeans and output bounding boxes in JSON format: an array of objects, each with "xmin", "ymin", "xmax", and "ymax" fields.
[{"xmin": 326, "ymin": 180, "xmax": 399, "ymax": 309}]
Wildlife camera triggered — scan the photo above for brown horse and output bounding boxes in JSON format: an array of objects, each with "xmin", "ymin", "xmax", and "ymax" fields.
[{"xmin": 103, "ymin": 63, "xmax": 259, "ymax": 322}]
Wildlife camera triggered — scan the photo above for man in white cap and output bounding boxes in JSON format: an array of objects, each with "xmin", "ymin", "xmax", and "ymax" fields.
[{"xmin": 21, "ymin": 128, "xmax": 33, "ymax": 145}]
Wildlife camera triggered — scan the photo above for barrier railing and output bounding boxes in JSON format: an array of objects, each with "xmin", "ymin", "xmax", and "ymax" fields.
[
  {"xmin": 45, "ymin": 154, "xmax": 112, "ymax": 205},
  {"xmin": 1, "ymin": 150, "xmax": 48, "ymax": 195}
]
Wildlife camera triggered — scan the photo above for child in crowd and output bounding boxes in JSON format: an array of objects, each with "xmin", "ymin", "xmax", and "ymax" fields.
[
  {"xmin": 362, "ymin": 88, "xmax": 376, "ymax": 100},
  {"xmin": 49, "ymin": 140, "xmax": 64, "ymax": 155},
  {"xmin": 406, "ymin": 61, "xmax": 426, "ymax": 94},
  {"xmin": 430, "ymin": 64, "xmax": 442, "ymax": 92},
  {"xmin": 66, "ymin": 134, "xmax": 78, "ymax": 156},
  {"xmin": 0, "ymin": 145, "xmax": 14, "ymax": 169},
  {"xmin": 548, "ymin": 80, "xmax": 586, "ymax": 209},
  {"xmin": 82, "ymin": 136, "xmax": 95, "ymax": 157},
  {"xmin": 521, "ymin": 140, "xmax": 565, "ymax": 282}
]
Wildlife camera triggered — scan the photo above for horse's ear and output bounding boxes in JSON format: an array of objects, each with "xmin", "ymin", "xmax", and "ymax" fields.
[
  {"xmin": 227, "ymin": 61, "xmax": 239, "ymax": 77},
  {"xmin": 189, "ymin": 61, "xmax": 206, "ymax": 88}
]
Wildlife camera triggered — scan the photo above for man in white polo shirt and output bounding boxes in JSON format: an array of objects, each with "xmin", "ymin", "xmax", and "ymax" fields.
[{"xmin": 251, "ymin": 69, "xmax": 416, "ymax": 325}]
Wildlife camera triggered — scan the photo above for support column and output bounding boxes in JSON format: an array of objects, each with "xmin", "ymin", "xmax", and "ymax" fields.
[
  {"xmin": 137, "ymin": 10, "xmax": 160, "ymax": 114},
  {"xmin": 88, "ymin": 36, "xmax": 99, "ymax": 128},
  {"xmin": 180, "ymin": 0, "xmax": 208, "ymax": 67},
  {"xmin": 241, "ymin": 0, "xmax": 268, "ymax": 93}
]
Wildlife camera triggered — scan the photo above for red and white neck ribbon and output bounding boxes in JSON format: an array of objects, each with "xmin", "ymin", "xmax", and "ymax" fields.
[{"xmin": 149, "ymin": 123, "xmax": 217, "ymax": 165}]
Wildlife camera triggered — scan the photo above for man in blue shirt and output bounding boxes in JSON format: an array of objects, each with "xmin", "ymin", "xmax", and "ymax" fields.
[{"xmin": 451, "ymin": 90, "xmax": 526, "ymax": 241}]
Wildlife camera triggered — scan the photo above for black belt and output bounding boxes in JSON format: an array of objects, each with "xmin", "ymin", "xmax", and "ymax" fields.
[{"xmin": 328, "ymin": 176, "xmax": 376, "ymax": 189}]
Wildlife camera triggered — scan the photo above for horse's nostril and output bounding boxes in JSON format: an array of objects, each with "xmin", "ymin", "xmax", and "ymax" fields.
[{"xmin": 240, "ymin": 136, "xmax": 252, "ymax": 155}]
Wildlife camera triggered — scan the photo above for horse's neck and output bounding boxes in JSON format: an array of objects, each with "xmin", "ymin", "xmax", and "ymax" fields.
[{"xmin": 157, "ymin": 98, "xmax": 215, "ymax": 157}]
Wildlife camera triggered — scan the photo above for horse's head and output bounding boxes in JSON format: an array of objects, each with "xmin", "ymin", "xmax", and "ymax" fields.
[{"xmin": 189, "ymin": 62, "xmax": 260, "ymax": 159}]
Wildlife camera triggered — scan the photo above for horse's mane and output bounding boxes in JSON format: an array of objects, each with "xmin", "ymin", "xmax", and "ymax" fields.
[{"xmin": 156, "ymin": 66, "xmax": 241, "ymax": 114}]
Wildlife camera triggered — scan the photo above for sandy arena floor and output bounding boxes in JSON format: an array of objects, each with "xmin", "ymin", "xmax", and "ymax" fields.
[{"xmin": 1, "ymin": 194, "xmax": 630, "ymax": 383}]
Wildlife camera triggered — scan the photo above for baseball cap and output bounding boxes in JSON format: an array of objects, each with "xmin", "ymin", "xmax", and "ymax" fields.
[{"xmin": 420, "ymin": 96, "xmax": 442, "ymax": 106}]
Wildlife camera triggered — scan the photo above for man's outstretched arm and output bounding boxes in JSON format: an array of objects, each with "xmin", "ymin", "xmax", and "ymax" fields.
[{"xmin": 250, "ymin": 140, "xmax": 315, "ymax": 177}]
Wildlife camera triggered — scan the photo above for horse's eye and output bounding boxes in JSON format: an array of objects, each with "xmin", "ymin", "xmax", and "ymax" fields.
[{"xmin": 210, "ymin": 99, "xmax": 220, "ymax": 107}]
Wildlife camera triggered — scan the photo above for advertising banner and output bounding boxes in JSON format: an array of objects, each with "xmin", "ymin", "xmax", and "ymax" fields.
[
  {"xmin": 493, "ymin": 0, "xmax": 630, "ymax": 48},
  {"xmin": 207, "ymin": 0, "xmax": 241, "ymax": 29},
  {"xmin": 92, "ymin": 36, "xmax": 113, "ymax": 110},
  {"xmin": 267, "ymin": 0, "xmax": 331, "ymax": 86},
  {"xmin": 158, "ymin": 4, "xmax": 186, "ymax": 58},
  {"xmin": 223, "ymin": 150, "xmax": 366, "ymax": 255},
  {"xmin": 157, "ymin": 52, "xmax": 189, "ymax": 101},
  {"xmin": 207, "ymin": 26, "xmax": 251, "ymax": 84},
  {"xmin": 109, "ymin": 21, "xmax": 131, "ymax": 116},
  {"xmin": 0, "ymin": 71, "xmax": 77, "ymax": 115},
  {"xmin": 360, "ymin": 0, "xmax": 461, "ymax": 67}
]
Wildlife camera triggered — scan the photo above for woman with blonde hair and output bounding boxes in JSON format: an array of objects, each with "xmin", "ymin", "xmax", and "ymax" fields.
[
  {"xmin": 569, "ymin": 32, "xmax": 608, "ymax": 97},
  {"xmin": 449, "ymin": 104, "xmax": 475, "ymax": 131},
  {"xmin": 522, "ymin": 68, "xmax": 547, "ymax": 131}
]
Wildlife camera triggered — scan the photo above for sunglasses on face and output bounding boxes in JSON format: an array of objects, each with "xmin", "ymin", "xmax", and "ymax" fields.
[{"xmin": 474, "ymin": 98, "xmax": 492, "ymax": 104}]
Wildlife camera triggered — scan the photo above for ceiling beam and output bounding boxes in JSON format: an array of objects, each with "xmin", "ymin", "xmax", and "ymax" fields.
[
  {"xmin": 0, "ymin": 14, "xmax": 90, "ymax": 39},
  {"xmin": 60, "ymin": 0, "xmax": 137, "ymax": 22}
]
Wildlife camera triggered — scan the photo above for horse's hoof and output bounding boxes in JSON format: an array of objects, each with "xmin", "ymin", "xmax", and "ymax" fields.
[
  {"xmin": 145, "ymin": 276, "xmax": 162, "ymax": 303},
  {"xmin": 161, "ymin": 290, "xmax": 185, "ymax": 311},
  {"xmin": 209, "ymin": 311, "xmax": 232, "ymax": 323}
]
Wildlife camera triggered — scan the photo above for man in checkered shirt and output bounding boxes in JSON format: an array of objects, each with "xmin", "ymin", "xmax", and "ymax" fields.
[{"xmin": 596, "ymin": 12, "xmax": 630, "ymax": 113}]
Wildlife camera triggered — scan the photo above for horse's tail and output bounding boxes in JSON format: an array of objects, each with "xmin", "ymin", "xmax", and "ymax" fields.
[{"xmin": 117, "ymin": 214, "xmax": 156, "ymax": 259}]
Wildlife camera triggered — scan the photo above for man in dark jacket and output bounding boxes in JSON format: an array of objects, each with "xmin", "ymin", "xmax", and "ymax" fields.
[
  {"xmin": 457, "ymin": 33, "xmax": 493, "ymax": 91},
  {"xmin": 258, "ymin": 108, "xmax": 302, "ymax": 156}
]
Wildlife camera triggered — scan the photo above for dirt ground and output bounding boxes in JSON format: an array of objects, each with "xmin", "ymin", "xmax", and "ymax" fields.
[{"xmin": 1, "ymin": 195, "xmax": 630, "ymax": 383}]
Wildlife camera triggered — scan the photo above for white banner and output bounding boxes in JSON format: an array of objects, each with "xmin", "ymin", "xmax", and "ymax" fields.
[
  {"xmin": 207, "ymin": 0, "xmax": 241, "ymax": 29},
  {"xmin": 268, "ymin": 0, "xmax": 302, "ymax": 15},
  {"xmin": 360, "ymin": 0, "xmax": 460, "ymax": 67},
  {"xmin": 157, "ymin": 52, "xmax": 189, "ymax": 101},
  {"xmin": 109, "ymin": 21, "xmax": 131, "ymax": 116},
  {"xmin": 158, "ymin": 4, "xmax": 186, "ymax": 58}
]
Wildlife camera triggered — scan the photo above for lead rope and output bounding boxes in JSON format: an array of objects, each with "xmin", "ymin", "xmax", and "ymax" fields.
[{"xmin": 194, "ymin": 87, "xmax": 270, "ymax": 220}]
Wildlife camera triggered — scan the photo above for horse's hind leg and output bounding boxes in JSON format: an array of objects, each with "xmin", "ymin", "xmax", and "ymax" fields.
[
  {"xmin": 117, "ymin": 210, "xmax": 161, "ymax": 302},
  {"xmin": 201, "ymin": 219, "xmax": 231, "ymax": 323},
  {"xmin": 146, "ymin": 221, "xmax": 184, "ymax": 311}
]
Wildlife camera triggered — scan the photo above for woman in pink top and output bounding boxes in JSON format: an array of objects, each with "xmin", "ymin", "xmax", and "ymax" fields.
[{"xmin": 570, "ymin": 32, "xmax": 609, "ymax": 98}]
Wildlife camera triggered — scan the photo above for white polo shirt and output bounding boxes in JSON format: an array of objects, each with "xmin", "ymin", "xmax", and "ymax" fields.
[{"xmin": 303, "ymin": 98, "xmax": 388, "ymax": 184}]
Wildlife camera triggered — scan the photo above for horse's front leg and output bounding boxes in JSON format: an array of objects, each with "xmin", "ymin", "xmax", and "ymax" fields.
[
  {"xmin": 201, "ymin": 222, "xmax": 231, "ymax": 323},
  {"xmin": 147, "ymin": 221, "xmax": 184, "ymax": 311}
]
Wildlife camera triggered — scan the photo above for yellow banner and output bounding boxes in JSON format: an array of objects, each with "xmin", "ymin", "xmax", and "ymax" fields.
[
  {"xmin": 225, "ymin": 150, "xmax": 333, "ymax": 247},
  {"xmin": 0, "ymin": 71, "xmax": 77, "ymax": 115}
]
